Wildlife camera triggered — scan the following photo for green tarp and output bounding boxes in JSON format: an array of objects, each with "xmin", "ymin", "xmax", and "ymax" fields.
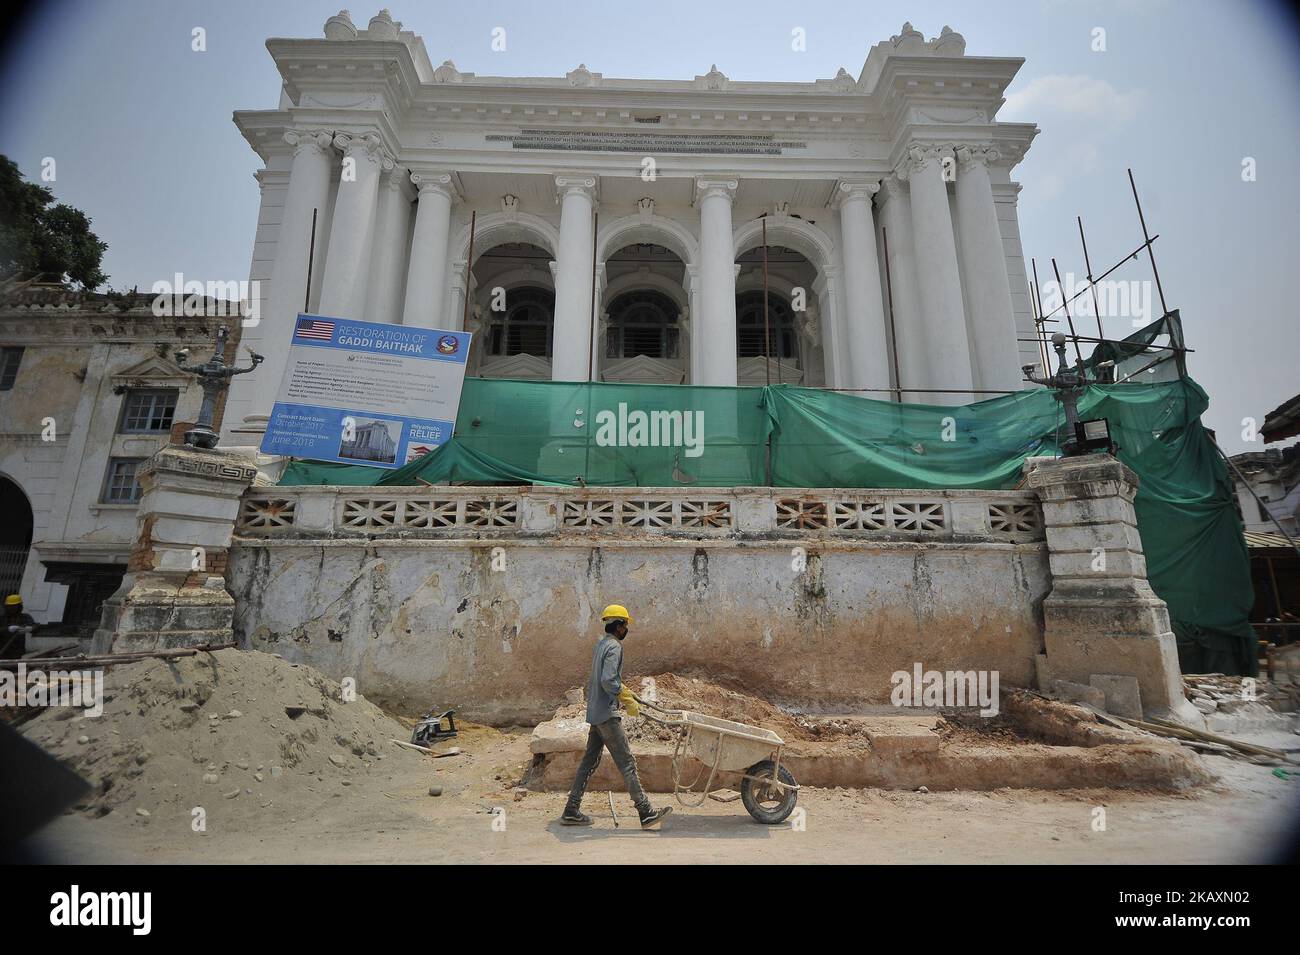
[{"xmin": 278, "ymin": 333, "xmax": 1256, "ymax": 675}]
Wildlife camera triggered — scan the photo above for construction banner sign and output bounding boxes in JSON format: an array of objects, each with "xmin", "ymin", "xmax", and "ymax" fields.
[{"xmin": 260, "ymin": 314, "xmax": 471, "ymax": 468}]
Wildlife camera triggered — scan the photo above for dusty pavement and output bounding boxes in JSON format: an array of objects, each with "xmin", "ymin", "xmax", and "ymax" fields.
[
  {"xmin": 25, "ymin": 720, "xmax": 1300, "ymax": 864},
  {"xmin": 14, "ymin": 649, "xmax": 1300, "ymax": 864}
]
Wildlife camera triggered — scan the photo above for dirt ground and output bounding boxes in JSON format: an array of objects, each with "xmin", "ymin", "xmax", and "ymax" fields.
[{"xmin": 14, "ymin": 650, "xmax": 1300, "ymax": 864}]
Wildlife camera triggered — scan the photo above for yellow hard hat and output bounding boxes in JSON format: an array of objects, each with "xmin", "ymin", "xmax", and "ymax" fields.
[
  {"xmin": 4, "ymin": 594, "xmax": 21, "ymax": 607},
  {"xmin": 601, "ymin": 604, "xmax": 632, "ymax": 624}
]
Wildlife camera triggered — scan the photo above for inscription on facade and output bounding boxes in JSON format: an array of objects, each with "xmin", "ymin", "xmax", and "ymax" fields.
[{"xmin": 485, "ymin": 129, "xmax": 807, "ymax": 155}]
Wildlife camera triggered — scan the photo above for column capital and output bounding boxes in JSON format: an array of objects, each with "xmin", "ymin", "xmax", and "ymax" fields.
[
  {"xmin": 283, "ymin": 127, "xmax": 334, "ymax": 158},
  {"xmin": 896, "ymin": 142, "xmax": 955, "ymax": 181},
  {"xmin": 332, "ymin": 129, "xmax": 383, "ymax": 154},
  {"xmin": 694, "ymin": 177, "xmax": 738, "ymax": 205},
  {"xmin": 954, "ymin": 144, "xmax": 1002, "ymax": 171},
  {"xmin": 382, "ymin": 164, "xmax": 415, "ymax": 196},
  {"xmin": 832, "ymin": 178, "xmax": 881, "ymax": 208},
  {"xmin": 554, "ymin": 174, "xmax": 599, "ymax": 203},
  {"xmin": 878, "ymin": 174, "xmax": 909, "ymax": 204},
  {"xmin": 410, "ymin": 170, "xmax": 458, "ymax": 200}
]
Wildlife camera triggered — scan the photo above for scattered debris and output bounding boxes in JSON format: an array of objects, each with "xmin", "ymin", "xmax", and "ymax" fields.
[{"xmin": 411, "ymin": 709, "xmax": 457, "ymax": 747}]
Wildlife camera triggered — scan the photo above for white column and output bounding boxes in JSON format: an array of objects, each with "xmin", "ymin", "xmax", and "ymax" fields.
[
  {"xmin": 902, "ymin": 143, "xmax": 974, "ymax": 403},
  {"xmin": 318, "ymin": 131, "xmax": 386, "ymax": 320},
  {"xmin": 365, "ymin": 165, "xmax": 413, "ymax": 325},
  {"xmin": 237, "ymin": 127, "xmax": 333, "ymax": 432},
  {"xmin": 877, "ymin": 175, "xmax": 928, "ymax": 399},
  {"xmin": 955, "ymin": 145, "xmax": 1023, "ymax": 392},
  {"xmin": 695, "ymin": 178, "xmax": 739, "ymax": 386},
  {"xmin": 551, "ymin": 175, "xmax": 598, "ymax": 381},
  {"xmin": 835, "ymin": 179, "xmax": 892, "ymax": 394},
  {"xmin": 401, "ymin": 172, "xmax": 456, "ymax": 329}
]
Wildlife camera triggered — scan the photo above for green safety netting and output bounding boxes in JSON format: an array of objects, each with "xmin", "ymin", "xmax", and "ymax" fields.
[{"xmin": 278, "ymin": 324, "xmax": 1255, "ymax": 675}]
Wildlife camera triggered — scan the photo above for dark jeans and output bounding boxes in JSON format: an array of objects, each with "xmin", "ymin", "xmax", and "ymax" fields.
[{"xmin": 565, "ymin": 717, "xmax": 652, "ymax": 817}]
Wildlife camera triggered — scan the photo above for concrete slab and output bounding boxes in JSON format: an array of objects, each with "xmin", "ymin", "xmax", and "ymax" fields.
[{"xmin": 858, "ymin": 715, "xmax": 943, "ymax": 755}]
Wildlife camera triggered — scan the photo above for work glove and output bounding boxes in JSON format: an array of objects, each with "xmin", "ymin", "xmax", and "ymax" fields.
[{"xmin": 618, "ymin": 685, "xmax": 640, "ymax": 717}]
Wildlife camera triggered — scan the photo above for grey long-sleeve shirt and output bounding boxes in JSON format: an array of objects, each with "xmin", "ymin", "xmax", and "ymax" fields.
[{"xmin": 585, "ymin": 634, "xmax": 625, "ymax": 724}]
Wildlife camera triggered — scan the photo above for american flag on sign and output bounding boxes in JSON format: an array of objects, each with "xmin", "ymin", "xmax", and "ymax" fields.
[{"xmin": 295, "ymin": 318, "xmax": 335, "ymax": 341}]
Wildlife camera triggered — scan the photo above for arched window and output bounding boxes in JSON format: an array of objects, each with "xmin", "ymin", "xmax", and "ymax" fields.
[
  {"xmin": 605, "ymin": 289, "xmax": 680, "ymax": 359},
  {"xmin": 736, "ymin": 291, "xmax": 797, "ymax": 359},
  {"xmin": 486, "ymin": 287, "xmax": 554, "ymax": 357}
]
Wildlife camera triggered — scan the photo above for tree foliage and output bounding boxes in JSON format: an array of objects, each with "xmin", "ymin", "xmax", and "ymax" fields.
[{"xmin": 0, "ymin": 155, "xmax": 108, "ymax": 289}]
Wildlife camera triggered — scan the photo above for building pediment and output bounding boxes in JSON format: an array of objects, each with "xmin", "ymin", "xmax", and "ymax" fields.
[
  {"xmin": 737, "ymin": 356, "xmax": 803, "ymax": 386},
  {"xmin": 478, "ymin": 353, "xmax": 552, "ymax": 380},
  {"xmin": 110, "ymin": 353, "xmax": 189, "ymax": 386},
  {"xmin": 602, "ymin": 355, "xmax": 685, "ymax": 385}
]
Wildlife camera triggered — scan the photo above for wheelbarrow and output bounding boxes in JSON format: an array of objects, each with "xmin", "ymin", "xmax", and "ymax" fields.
[{"xmin": 632, "ymin": 693, "xmax": 799, "ymax": 824}]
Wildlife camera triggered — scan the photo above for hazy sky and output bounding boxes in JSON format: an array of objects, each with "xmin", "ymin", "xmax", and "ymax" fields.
[{"xmin": 1, "ymin": 0, "xmax": 1297, "ymax": 453}]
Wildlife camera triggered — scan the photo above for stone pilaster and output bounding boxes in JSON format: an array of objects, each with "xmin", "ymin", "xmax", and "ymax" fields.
[
  {"xmin": 91, "ymin": 446, "xmax": 258, "ymax": 654},
  {"xmin": 1027, "ymin": 454, "xmax": 1200, "ymax": 724}
]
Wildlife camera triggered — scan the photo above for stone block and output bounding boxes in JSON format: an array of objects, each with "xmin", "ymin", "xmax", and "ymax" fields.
[
  {"xmin": 1044, "ymin": 628, "xmax": 1196, "ymax": 721},
  {"xmin": 1048, "ymin": 549, "xmax": 1147, "ymax": 580},
  {"xmin": 1043, "ymin": 523, "xmax": 1144, "ymax": 554},
  {"xmin": 1089, "ymin": 673, "xmax": 1144, "ymax": 719},
  {"xmin": 1034, "ymin": 653, "xmax": 1053, "ymax": 690},
  {"xmin": 949, "ymin": 499, "xmax": 991, "ymax": 536},
  {"xmin": 860, "ymin": 715, "xmax": 943, "ymax": 756},
  {"xmin": 1047, "ymin": 679, "xmax": 1106, "ymax": 709},
  {"xmin": 530, "ymin": 716, "xmax": 590, "ymax": 754},
  {"xmin": 1042, "ymin": 497, "xmax": 1137, "ymax": 528}
]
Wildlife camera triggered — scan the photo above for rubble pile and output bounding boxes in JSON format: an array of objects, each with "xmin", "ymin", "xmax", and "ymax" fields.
[
  {"xmin": 19, "ymin": 648, "xmax": 426, "ymax": 820},
  {"xmin": 1184, "ymin": 674, "xmax": 1299, "ymax": 716}
]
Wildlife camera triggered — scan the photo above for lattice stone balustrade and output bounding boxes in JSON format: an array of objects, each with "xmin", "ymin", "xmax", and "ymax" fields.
[{"xmin": 236, "ymin": 486, "xmax": 1044, "ymax": 542}]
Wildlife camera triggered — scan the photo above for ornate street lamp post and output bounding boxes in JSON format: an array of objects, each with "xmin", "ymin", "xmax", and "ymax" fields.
[
  {"xmin": 1023, "ymin": 332, "xmax": 1112, "ymax": 456},
  {"xmin": 176, "ymin": 325, "xmax": 263, "ymax": 449}
]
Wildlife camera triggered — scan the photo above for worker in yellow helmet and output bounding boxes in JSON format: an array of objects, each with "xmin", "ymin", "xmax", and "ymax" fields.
[
  {"xmin": 2, "ymin": 594, "xmax": 35, "ymax": 660},
  {"xmin": 560, "ymin": 603, "xmax": 671, "ymax": 829}
]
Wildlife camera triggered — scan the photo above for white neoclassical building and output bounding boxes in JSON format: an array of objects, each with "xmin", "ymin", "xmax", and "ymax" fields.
[{"xmin": 222, "ymin": 11, "xmax": 1039, "ymax": 441}]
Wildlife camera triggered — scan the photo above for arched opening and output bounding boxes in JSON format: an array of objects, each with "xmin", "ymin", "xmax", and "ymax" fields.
[
  {"xmin": 600, "ymin": 243, "xmax": 687, "ymax": 384},
  {"xmin": 468, "ymin": 242, "xmax": 556, "ymax": 379},
  {"xmin": 606, "ymin": 289, "xmax": 681, "ymax": 360},
  {"xmin": 0, "ymin": 475, "xmax": 32, "ymax": 600},
  {"xmin": 736, "ymin": 290, "xmax": 797, "ymax": 359},
  {"xmin": 734, "ymin": 242, "xmax": 819, "ymax": 385}
]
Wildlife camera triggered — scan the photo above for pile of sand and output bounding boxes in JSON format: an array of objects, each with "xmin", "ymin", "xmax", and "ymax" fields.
[{"xmin": 19, "ymin": 648, "xmax": 427, "ymax": 820}]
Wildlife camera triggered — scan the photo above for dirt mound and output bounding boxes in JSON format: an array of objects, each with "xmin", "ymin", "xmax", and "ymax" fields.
[
  {"xmin": 551, "ymin": 672, "xmax": 873, "ymax": 746},
  {"xmin": 19, "ymin": 648, "xmax": 427, "ymax": 820}
]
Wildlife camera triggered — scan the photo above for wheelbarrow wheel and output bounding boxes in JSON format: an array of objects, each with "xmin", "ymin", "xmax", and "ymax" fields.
[{"xmin": 740, "ymin": 760, "xmax": 797, "ymax": 825}]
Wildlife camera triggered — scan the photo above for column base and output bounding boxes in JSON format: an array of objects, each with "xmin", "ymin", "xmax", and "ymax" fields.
[
  {"xmin": 1041, "ymin": 595, "xmax": 1201, "ymax": 726},
  {"xmin": 91, "ymin": 573, "xmax": 236, "ymax": 655}
]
